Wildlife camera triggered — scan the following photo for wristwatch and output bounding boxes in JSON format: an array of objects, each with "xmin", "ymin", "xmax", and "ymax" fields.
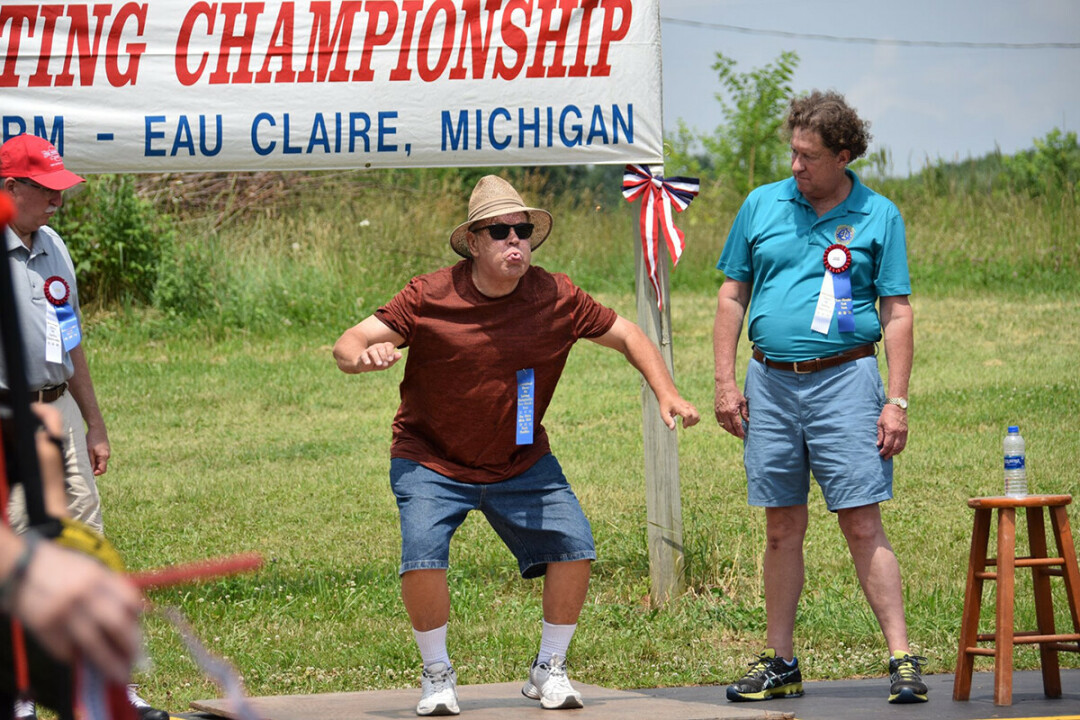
[{"xmin": 886, "ymin": 397, "xmax": 908, "ymax": 410}]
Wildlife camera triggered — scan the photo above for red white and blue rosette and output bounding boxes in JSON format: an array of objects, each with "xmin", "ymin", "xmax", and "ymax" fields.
[
  {"xmin": 44, "ymin": 275, "xmax": 82, "ymax": 351},
  {"xmin": 822, "ymin": 244, "xmax": 855, "ymax": 333},
  {"xmin": 622, "ymin": 164, "xmax": 699, "ymax": 311}
]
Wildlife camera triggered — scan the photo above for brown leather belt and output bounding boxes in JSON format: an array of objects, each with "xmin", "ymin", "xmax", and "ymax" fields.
[
  {"xmin": 752, "ymin": 344, "xmax": 876, "ymax": 374},
  {"xmin": 0, "ymin": 383, "xmax": 68, "ymax": 404}
]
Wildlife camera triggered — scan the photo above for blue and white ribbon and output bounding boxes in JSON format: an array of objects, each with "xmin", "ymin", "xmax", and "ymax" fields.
[
  {"xmin": 43, "ymin": 275, "xmax": 81, "ymax": 362},
  {"xmin": 812, "ymin": 244, "xmax": 855, "ymax": 334},
  {"xmin": 516, "ymin": 368, "xmax": 535, "ymax": 445}
]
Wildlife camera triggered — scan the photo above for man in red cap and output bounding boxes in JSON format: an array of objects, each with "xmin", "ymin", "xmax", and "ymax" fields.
[
  {"xmin": 1, "ymin": 133, "xmax": 107, "ymax": 537},
  {"xmin": 1, "ymin": 134, "xmax": 168, "ymax": 720}
]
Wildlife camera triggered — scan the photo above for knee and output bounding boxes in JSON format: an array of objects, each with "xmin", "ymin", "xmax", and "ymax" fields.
[
  {"xmin": 839, "ymin": 512, "xmax": 885, "ymax": 545},
  {"xmin": 764, "ymin": 514, "xmax": 807, "ymax": 551}
]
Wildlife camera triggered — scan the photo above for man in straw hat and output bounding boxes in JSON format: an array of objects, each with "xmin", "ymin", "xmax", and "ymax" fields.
[{"xmin": 335, "ymin": 175, "xmax": 699, "ymax": 716}]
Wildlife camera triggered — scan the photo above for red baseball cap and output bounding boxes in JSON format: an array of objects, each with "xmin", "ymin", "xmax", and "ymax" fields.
[{"xmin": 1, "ymin": 134, "xmax": 84, "ymax": 191}]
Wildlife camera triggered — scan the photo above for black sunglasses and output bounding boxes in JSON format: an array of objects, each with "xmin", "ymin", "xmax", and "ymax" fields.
[{"xmin": 473, "ymin": 222, "xmax": 534, "ymax": 240}]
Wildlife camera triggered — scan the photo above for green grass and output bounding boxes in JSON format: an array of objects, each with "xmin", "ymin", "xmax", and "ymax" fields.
[{"xmin": 83, "ymin": 283, "xmax": 1080, "ymax": 711}]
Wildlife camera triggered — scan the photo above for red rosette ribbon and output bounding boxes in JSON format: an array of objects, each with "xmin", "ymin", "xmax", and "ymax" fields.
[
  {"xmin": 43, "ymin": 275, "xmax": 71, "ymax": 306},
  {"xmin": 823, "ymin": 244, "xmax": 852, "ymax": 274}
]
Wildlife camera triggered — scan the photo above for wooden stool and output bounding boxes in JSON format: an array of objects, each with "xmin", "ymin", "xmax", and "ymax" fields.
[{"xmin": 953, "ymin": 494, "xmax": 1080, "ymax": 705}]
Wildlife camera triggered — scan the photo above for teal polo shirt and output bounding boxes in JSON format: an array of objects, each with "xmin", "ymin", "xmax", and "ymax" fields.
[{"xmin": 717, "ymin": 171, "xmax": 910, "ymax": 363}]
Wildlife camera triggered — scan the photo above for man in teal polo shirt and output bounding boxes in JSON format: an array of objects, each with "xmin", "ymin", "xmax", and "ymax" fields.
[{"xmin": 713, "ymin": 91, "xmax": 927, "ymax": 705}]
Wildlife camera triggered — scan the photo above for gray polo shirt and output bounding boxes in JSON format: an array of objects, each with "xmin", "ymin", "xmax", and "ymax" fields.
[{"xmin": 2, "ymin": 225, "xmax": 80, "ymax": 391}]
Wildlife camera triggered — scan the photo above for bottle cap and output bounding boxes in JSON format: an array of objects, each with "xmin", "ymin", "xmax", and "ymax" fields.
[{"xmin": 1008, "ymin": 425, "xmax": 1019, "ymax": 432}]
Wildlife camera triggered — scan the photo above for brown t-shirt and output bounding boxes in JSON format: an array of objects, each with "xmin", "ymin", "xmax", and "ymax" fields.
[{"xmin": 375, "ymin": 260, "xmax": 617, "ymax": 484}]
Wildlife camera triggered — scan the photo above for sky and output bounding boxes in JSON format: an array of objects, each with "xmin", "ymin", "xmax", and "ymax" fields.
[{"xmin": 659, "ymin": 0, "xmax": 1079, "ymax": 176}]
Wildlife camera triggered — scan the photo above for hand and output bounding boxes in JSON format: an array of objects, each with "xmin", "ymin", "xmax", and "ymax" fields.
[
  {"xmin": 86, "ymin": 424, "xmax": 110, "ymax": 476},
  {"xmin": 660, "ymin": 397, "xmax": 700, "ymax": 430},
  {"xmin": 341, "ymin": 342, "xmax": 402, "ymax": 373},
  {"xmin": 714, "ymin": 383, "xmax": 748, "ymax": 439},
  {"xmin": 876, "ymin": 403, "xmax": 908, "ymax": 459},
  {"xmin": 12, "ymin": 540, "xmax": 143, "ymax": 684}
]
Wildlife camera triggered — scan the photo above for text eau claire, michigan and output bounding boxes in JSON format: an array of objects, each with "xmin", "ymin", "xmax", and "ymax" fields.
[{"xmin": 140, "ymin": 102, "xmax": 635, "ymax": 158}]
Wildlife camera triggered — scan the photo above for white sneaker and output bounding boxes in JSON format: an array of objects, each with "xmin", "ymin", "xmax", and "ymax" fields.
[
  {"xmin": 522, "ymin": 654, "xmax": 584, "ymax": 709},
  {"xmin": 13, "ymin": 699, "xmax": 36, "ymax": 720},
  {"xmin": 416, "ymin": 662, "xmax": 460, "ymax": 716}
]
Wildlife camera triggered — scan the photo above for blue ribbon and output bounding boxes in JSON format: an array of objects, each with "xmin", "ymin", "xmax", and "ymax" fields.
[
  {"xmin": 516, "ymin": 368, "xmax": 535, "ymax": 445},
  {"xmin": 55, "ymin": 302, "xmax": 82, "ymax": 350},
  {"xmin": 833, "ymin": 271, "xmax": 855, "ymax": 333}
]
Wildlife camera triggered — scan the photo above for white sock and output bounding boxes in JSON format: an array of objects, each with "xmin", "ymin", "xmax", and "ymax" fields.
[
  {"xmin": 537, "ymin": 620, "xmax": 577, "ymax": 664},
  {"xmin": 413, "ymin": 625, "xmax": 451, "ymax": 669}
]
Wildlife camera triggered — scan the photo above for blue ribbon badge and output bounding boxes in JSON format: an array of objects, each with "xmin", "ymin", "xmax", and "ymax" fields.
[
  {"xmin": 516, "ymin": 368, "xmax": 535, "ymax": 445},
  {"xmin": 44, "ymin": 276, "xmax": 81, "ymax": 360},
  {"xmin": 823, "ymin": 243, "xmax": 855, "ymax": 333}
]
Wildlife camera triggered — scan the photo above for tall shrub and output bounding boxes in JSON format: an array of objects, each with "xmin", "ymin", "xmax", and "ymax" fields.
[
  {"xmin": 1002, "ymin": 128, "xmax": 1080, "ymax": 196},
  {"xmin": 53, "ymin": 174, "xmax": 174, "ymax": 305}
]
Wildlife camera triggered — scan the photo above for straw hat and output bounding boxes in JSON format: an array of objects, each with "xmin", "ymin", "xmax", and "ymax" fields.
[{"xmin": 449, "ymin": 175, "xmax": 553, "ymax": 258}]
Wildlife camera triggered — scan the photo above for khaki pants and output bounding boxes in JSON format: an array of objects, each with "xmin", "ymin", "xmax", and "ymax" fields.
[{"xmin": 7, "ymin": 391, "xmax": 103, "ymax": 534}]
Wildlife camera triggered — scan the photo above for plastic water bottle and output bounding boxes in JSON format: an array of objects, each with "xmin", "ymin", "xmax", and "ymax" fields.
[{"xmin": 1003, "ymin": 426, "xmax": 1027, "ymax": 498}]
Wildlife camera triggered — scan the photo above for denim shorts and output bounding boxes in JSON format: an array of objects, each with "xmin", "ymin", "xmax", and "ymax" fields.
[
  {"xmin": 390, "ymin": 454, "xmax": 596, "ymax": 578},
  {"xmin": 743, "ymin": 355, "xmax": 893, "ymax": 511}
]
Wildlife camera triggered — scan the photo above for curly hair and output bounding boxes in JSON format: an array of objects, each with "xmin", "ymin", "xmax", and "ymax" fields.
[{"xmin": 787, "ymin": 90, "xmax": 872, "ymax": 160}]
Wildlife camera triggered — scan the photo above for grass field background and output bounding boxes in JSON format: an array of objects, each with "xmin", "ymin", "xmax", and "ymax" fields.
[{"xmin": 60, "ymin": 167, "xmax": 1080, "ymax": 711}]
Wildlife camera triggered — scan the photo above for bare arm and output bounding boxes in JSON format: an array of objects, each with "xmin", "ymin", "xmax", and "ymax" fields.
[
  {"xmin": 877, "ymin": 295, "xmax": 913, "ymax": 459},
  {"xmin": 589, "ymin": 316, "xmax": 699, "ymax": 430},
  {"xmin": 713, "ymin": 278, "xmax": 751, "ymax": 438},
  {"xmin": 333, "ymin": 316, "xmax": 406, "ymax": 373},
  {"xmin": 32, "ymin": 403, "xmax": 71, "ymax": 518},
  {"xmin": 66, "ymin": 344, "xmax": 109, "ymax": 476},
  {"xmin": 0, "ymin": 526, "xmax": 142, "ymax": 684}
]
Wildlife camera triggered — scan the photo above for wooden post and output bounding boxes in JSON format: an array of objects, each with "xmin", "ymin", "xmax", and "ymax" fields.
[{"xmin": 634, "ymin": 229, "xmax": 686, "ymax": 605}]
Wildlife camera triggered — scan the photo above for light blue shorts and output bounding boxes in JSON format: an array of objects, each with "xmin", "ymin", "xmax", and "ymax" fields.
[
  {"xmin": 743, "ymin": 355, "xmax": 893, "ymax": 512},
  {"xmin": 390, "ymin": 454, "xmax": 596, "ymax": 579}
]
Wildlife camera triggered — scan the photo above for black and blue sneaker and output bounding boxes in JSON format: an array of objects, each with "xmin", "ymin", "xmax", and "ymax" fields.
[
  {"xmin": 726, "ymin": 648, "xmax": 804, "ymax": 702},
  {"xmin": 888, "ymin": 652, "xmax": 929, "ymax": 703}
]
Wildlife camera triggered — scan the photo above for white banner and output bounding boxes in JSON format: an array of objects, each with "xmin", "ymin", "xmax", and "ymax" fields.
[{"xmin": 0, "ymin": 1, "xmax": 664, "ymax": 173}]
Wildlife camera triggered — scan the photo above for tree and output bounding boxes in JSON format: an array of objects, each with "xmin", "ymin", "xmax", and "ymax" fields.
[
  {"xmin": 1002, "ymin": 128, "xmax": 1080, "ymax": 195},
  {"xmin": 666, "ymin": 51, "xmax": 799, "ymax": 201}
]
